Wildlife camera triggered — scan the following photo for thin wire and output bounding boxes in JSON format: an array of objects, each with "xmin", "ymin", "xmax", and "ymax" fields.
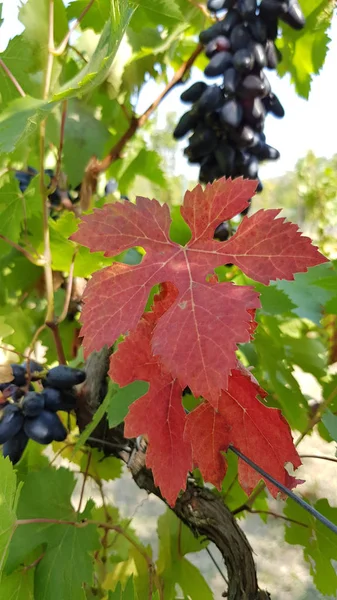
[
  {"xmin": 206, "ymin": 546, "xmax": 228, "ymax": 584},
  {"xmin": 229, "ymin": 445, "xmax": 337, "ymax": 536}
]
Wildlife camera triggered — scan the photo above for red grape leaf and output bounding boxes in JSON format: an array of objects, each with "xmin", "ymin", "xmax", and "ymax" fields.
[
  {"xmin": 71, "ymin": 177, "xmax": 326, "ymax": 406},
  {"xmin": 184, "ymin": 365, "xmax": 302, "ymax": 497},
  {"xmin": 109, "ymin": 284, "xmax": 192, "ymax": 506}
]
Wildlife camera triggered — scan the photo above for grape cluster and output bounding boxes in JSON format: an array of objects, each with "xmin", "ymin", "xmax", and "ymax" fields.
[
  {"xmin": 174, "ymin": 0, "xmax": 305, "ymax": 206},
  {"xmin": 0, "ymin": 363, "xmax": 86, "ymax": 464},
  {"xmin": 15, "ymin": 166, "xmax": 75, "ymax": 207}
]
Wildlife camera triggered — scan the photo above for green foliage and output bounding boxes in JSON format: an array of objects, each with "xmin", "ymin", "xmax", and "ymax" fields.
[
  {"xmin": 277, "ymin": 0, "xmax": 334, "ymax": 98},
  {"xmin": 284, "ymin": 498, "xmax": 337, "ymax": 596},
  {"xmin": 0, "ymin": 1, "xmax": 335, "ymax": 599}
]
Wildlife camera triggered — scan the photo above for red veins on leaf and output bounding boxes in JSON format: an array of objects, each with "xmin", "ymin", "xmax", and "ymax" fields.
[
  {"xmin": 184, "ymin": 365, "xmax": 302, "ymax": 498},
  {"xmin": 71, "ymin": 177, "xmax": 326, "ymax": 407},
  {"xmin": 109, "ymin": 284, "xmax": 192, "ymax": 507}
]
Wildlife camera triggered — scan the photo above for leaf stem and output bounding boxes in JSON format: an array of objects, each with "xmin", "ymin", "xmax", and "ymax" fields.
[
  {"xmin": 232, "ymin": 505, "xmax": 308, "ymax": 528},
  {"xmin": 57, "ymin": 248, "xmax": 77, "ymax": 324},
  {"xmin": 0, "ymin": 58, "xmax": 26, "ymax": 97},
  {"xmin": 77, "ymin": 450, "xmax": 92, "ymax": 514},
  {"xmin": 53, "ymin": 0, "xmax": 95, "ymax": 56},
  {"xmin": 55, "ymin": 100, "xmax": 68, "ymax": 183},
  {"xmin": 0, "ymin": 233, "xmax": 42, "ymax": 264},
  {"xmin": 300, "ymin": 454, "xmax": 337, "ymax": 464},
  {"xmin": 295, "ymin": 384, "xmax": 337, "ymax": 446},
  {"xmin": 48, "ymin": 322, "xmax": 67, "ymax": 364}
]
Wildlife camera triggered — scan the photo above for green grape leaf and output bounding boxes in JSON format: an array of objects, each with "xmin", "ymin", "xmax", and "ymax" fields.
[
  {"xmin": 67, "ymin": 0, "xmax": 111, "ymax": 33},
  {"xmin": 276, "ymin": 263, "xmax": 336, "ymax": 324},
  {"xmin": 131, "ymin": 0, "xmax": 183, "ymax": 20},
  {"xmin": 0, "ymin": 178, "xmax": 29, "ymax": 249},
  {"xmin": 0, "ymin": 36, "xmax": 37, "ymax": 107},
  {"xmin": 0, "ymin": 307, "xmax": 37, "ymax": 353},
  {"xmin": 63, "ymin": 100, "xmax": 110, "ymax": 187},
  {"xmin": 0, "ymin": 457, "xmax": 22, "ymax": 574},
  {"xmin": 108, "ymin": 578, "xmax": 136, "ymax": 599},
  {"xmin": 283, "ymin": 335, "xmax": 327, "ymax": 379},
  {"xmin": 0, "ymin": 569, "xmax": 34, "ymax": 599},
  {"xmin": 52, "ymin": 0, "xmax": 135, "ymax": 101},
  {"xmin": 256, "ymin": 284, "xmax": 296, "ymax": 315},
  {"xmin": 284, "ymin": 498, "xmax": 337, "ymax": 596},
  {"xmin": 107, "ymin": 381, "xmax": 149, "ymax": 428},
  {"xmin": 0, "ymin": 97, "xmax": 52, "ymax": 155},
  {"xmin": 277, "ymin": 0, "xmax": 334, "ymax": 98},
  {"xmin": 0, "ymin": 316, "xmax": 14, "ymax": 340},
  {"xmin": 169, "ymin": 205, "xmax": 192, "ymax": 246},
  {"xmin": 6, "ymin": 467, "xmax": 99, "ymax": 600},
  {"xmin": 19, "ymin": 0, "xmax": 68, "ymax": 71},
  {"xmin": 321, "ymin": 410, "xmax": 337, "ymax": 443},
  {"xmin": 173, "ymin": 558, "xmax": 213, "ymax": 600},
  {"xmin": 34, "ymin": 525, "xmax": 98, "ymax": 600},
  {"xmin": 80, "ymin": 449, "xmax": 122, "ymax": 482},
  {"xmin": 118, "ymin": 149, "xmax": 167, "ymax": 194}
]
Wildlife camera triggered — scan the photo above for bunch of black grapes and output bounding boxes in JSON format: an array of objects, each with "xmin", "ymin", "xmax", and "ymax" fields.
[
  {"xmin": 0, "ymin": 362, "xmax": 86, "ymax": 464},
  {"xmin": 15, "ymin": 167, "xmax": 76, "ymax": 207},
  {"xmin": 173, "ymin": 0, "xmax": 305, "ymax": 218}
]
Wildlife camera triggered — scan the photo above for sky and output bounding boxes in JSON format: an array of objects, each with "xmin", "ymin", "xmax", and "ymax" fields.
[{"xmin": 1, "ymin": 0, "xmax": 337, "ymax": 181}]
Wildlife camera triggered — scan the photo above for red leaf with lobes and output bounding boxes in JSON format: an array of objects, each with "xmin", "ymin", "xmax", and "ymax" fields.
[
  {"xmin": 184, "ymin": 365, "xmax": 302, "ymax": 497},
  {"xmin": 109, "ymin": 284, "xmax": 192, "ymax": 507},
  {"xmin": 71, "ymin": 177, "xmax": 326, "ymax": 405}
]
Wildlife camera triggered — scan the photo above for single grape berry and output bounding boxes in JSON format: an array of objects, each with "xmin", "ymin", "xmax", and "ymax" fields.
[
  {"xmin": 22, "ymin": 392, "xmax": 45, "ymax": 417},
  {"xmin": 214, "ymin": 222, "xmax": 230, "ymax": 241},
  {"xmin": 44, "ymin": 365, "xmax": 86, "ymax": 390},
  {"xmin": 0, "ymin": 405, "xmax": 24, "ymax": 444},
  {"xmin": 3, "ymin": 430, "xmax": 29, "ymax": 464},
  {"xmin": 24, "ymin": 411, "xmax": 67, "ymax": 444},
  {"xmin": 10, "ymin": 364, "xmax": 27, "ymax": 387}
]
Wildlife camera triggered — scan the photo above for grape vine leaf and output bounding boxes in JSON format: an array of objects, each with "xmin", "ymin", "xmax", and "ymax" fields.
[
  {"xmin": 277, "ymin": 0, "xmax": 333, "ymax": 98},
  {"xmin": 157, "ymin": 510, "xmax": 212, "ymax": 599},
  {"xmin": 0, "ymin": 456, "xmax": 22, "ymax": 575},
  {"xmin": 284, "ymin": 498, "xmax": 337, "ymax": 596},
  {"xmin": 5, "ymin": 468, "xmax": 99, "ymax": 600},
  {"xmin": 107, "ymin": 380, "xmax": 149, "ymax": 428},
  {"xmin": 72, "ymin": 177, "xmax": 326, "ymax": 407},
  {"xmin": 110, "ymin": 284, "xmax": 193, "ymax": 506},
  {"xmin": 184, "ymin": 365, "xmax": 302, "ymax": 497},
  {"xmin": 0, "ymin": 570, "xmax": 34, "ymax": 599},
  {"xmin": 108, "ymin": 578, "xmax": 136, "ymax": 599}
]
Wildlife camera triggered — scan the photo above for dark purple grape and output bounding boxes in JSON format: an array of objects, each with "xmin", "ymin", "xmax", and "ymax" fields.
[
  {"xmin": 23, "ymin": 360, "xmax": 44, "ymax": 381},
  {"xmin": 233, "ymin": 49, "xmax": 255, "ymax": 73},
  {"xmin": 229, "ymin": 125, "xmax": 255, "ymax": 147},
  {"xmin": 44, "ymin": 365, "xmax": 86, "ymax": 390},
  {"xmin": 221, "ymin": 10, "xmax": 241, "ymax": 35},
  {"xmin": 263, "ymin": 93, "xmax": 285, "ymax": 118},
  {"xmin": 238, "ymin": 74, "xmax": 268, "ymax": 99},
  {"xmin": 24, "ymin": 411, "xmax": 67, "ymax": 444},
  {"xmin": 222, "ymin": 68, "xmax": 239, "ymax": 94},
  {"xmin": 265, "ymin": 40, "xmax": 281, "ymax": 69},
  {"xmin": 250, "ymin": 141, "xmax": 280, "ymax": 160},
  {"xmin": 0, "ymin": 405, "xmax": 24, "ymax": 444},
  {"xmin": 205, "ymin": 36, "xmax": 231, "ymax": 58},
  {"xmin": 105, "ymin": 179, "xmax": 117, "ymax": 195},
  {"xmin": 10, "ymin": 364, "xmax": 27, "ymax": 387},
  {"xmin": 220, "ymin": 100, "xmax": 243, "ymax": 128},
  {"xmin": 3, "ymin": 430, "xmax": 28, "ymax": 464},
  {"xmin": 230, "ymin": 25, "xmax": 252, "ymax": 52},
  {"xmin": 180, "ymin": 82, "xmax": 207, "ymax": 103},
  {"xmin": 199, "ymin": 22, "xmax": 224, "ymax": 44},
  {"xmin": 250, "ymin": 42, "xmax": 267, "ymax": 69},
  {"xmin": 207, "ymin": 0, "xmax": 227, "ymax": 11},
  {"xmin": 22, "ymin": 392, "xmax": 45, "ymax": 417},
  {"xmin": 204, "ymin": 51, "xmax": 232, "ymax": 77},
  {"xmin": 237, "ymin": 0, "xmax": 257, "ymax": 19},
  {"xmin": 214, "ymin": 222, "xmax": 230, "ymax": 241},
  {"xmin": 281, "ymin": 0, "xmax": 305, "ymax": 29},
  {"xmin": 243, "ymin": 156, "xmax": 259, "ymax": 178},
  {"xmin": 256, "ymin": 179, "xmax": 263, "ymax": 192},
  {"xmin": 173, "ymin": 111, "xmax": 199, "ymax": 139},
  {"xmin": 260, "ymin": 0, "xmax": 288, "ymax": 18},
  {"xmin": 185, "ymin": 128, "xmax": 218, "ymax": 158},
  {"xmin": 248, "ymin": 18, "xmax": 267, "ymax": 43},
  {"xmin": 214, "ymin": 144, "xmax": 236, "ymax": 174},
  {"xmin": 197, "ymin": 85, "xmax": 224, "ymax": 111},
  {"xmin": 41, "ymin": 388, "xmax": 62, "ymax": 412},
  {"xmin": 2, "ymin": 384, "xmax": 23, "ymax": 401}
]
